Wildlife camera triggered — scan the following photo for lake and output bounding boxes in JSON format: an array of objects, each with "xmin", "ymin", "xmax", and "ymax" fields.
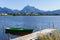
[{"xmin": 0, "ymin": 16, "xmax": 60, "ymax": 40}]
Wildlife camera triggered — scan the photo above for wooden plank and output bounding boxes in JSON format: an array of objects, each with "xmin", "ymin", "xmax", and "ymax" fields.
[{"xmin": 11, "ymin": 29, "xmax": 56, "ymax": 40}]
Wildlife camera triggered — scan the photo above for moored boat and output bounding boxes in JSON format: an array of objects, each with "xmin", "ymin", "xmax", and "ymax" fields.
[{"xmin": 5, "ymin": 27, "xmax": 33, "ymax": 36}]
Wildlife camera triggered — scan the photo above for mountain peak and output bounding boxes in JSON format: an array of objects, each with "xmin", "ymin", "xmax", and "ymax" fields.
[
  {"xmin": 25, "ymin": 5, "xmax": 31, "ymax": 7},
  {"xmin": 20, "ymin": 5, "xmax": 44, "ymax": 13},
  {"xmin": 24, "ymin": 5, "xmax": 34, "ymax": 9}
]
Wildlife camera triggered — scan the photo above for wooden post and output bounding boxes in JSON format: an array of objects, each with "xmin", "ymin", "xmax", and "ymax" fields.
[
  {"xmin": 49, "ymin": 23, "xmax": 50, "ymax": 28},
  {"xmin": 2, "ymin": 25, "xmax": 5, "ymax": 40},
  {"xmin": 2, "ymin": 25, "xmax": 5, "ymax": 34},
  {"xmin": 53, "ymin": 23, "xmax": 55, "ymax": 29},
  {"xmin": 8, "ymin": 33, "xmax": 10, "ymax": 40}
]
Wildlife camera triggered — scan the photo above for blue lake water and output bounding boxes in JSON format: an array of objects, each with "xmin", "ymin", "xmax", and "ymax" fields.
[{"xmin": 0, "ymin": 16, "xmax": 60, "ymax": 40}]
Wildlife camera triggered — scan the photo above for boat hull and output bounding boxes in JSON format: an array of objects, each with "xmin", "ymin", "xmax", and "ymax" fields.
[{"xmin": 5, "ymin": 28, "xmax": 33, "ymax": 36}]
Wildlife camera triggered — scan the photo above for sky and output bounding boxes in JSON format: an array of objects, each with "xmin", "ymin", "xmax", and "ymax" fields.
[{"xmin": 0, "ymin": 0, "xmax": 60, "ymax": 11}]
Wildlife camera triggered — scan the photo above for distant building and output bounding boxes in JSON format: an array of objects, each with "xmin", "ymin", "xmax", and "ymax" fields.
[
  {"xmin": 4, "ymin": 13, "xmax": 8, "ymax": 16},
  {"xmin": 0, "ymin": 14, "xmax": 1, "ymax": 16},
  {"xmin": 1, "ymin": 13, "xmax": 8, "ymax": 16}
]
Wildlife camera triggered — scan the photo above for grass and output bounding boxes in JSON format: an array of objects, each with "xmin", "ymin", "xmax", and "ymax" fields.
[{"xmin": 37, "ymin": 31, "xmax": 60, "ymax": 40}]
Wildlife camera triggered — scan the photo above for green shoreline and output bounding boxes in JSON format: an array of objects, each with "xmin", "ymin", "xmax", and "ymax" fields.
[{"xmin": 1, "ymin": 15, "xmax": 60, "ymax": 16}]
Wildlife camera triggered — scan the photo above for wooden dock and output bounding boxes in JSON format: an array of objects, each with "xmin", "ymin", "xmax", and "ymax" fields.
[{"xmin": 11, "ymin": 29, "xmax": 56, "ymax": 40}]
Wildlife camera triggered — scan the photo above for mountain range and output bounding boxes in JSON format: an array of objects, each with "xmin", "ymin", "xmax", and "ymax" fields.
[{"xmin": 0, "ymin": 5, "xmax": 60, "ymax": 14}]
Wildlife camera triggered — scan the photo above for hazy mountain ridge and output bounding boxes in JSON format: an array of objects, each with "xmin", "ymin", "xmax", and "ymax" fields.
[
  {"xmin": 20, "ymin": 5, "xmax": 44, "ymax": 14},
  {"xmin": 0, "ymin": 7, "xmax": 20, "ymax": 13},
  {"xmin": 0, "ymin": 5, "xmax": 60, "ymax": 14}
]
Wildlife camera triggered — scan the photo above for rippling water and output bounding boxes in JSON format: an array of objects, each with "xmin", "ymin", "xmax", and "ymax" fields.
[{"xmin": 0, "ymin": 16, "xmax": 60, "ymax": 40}]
